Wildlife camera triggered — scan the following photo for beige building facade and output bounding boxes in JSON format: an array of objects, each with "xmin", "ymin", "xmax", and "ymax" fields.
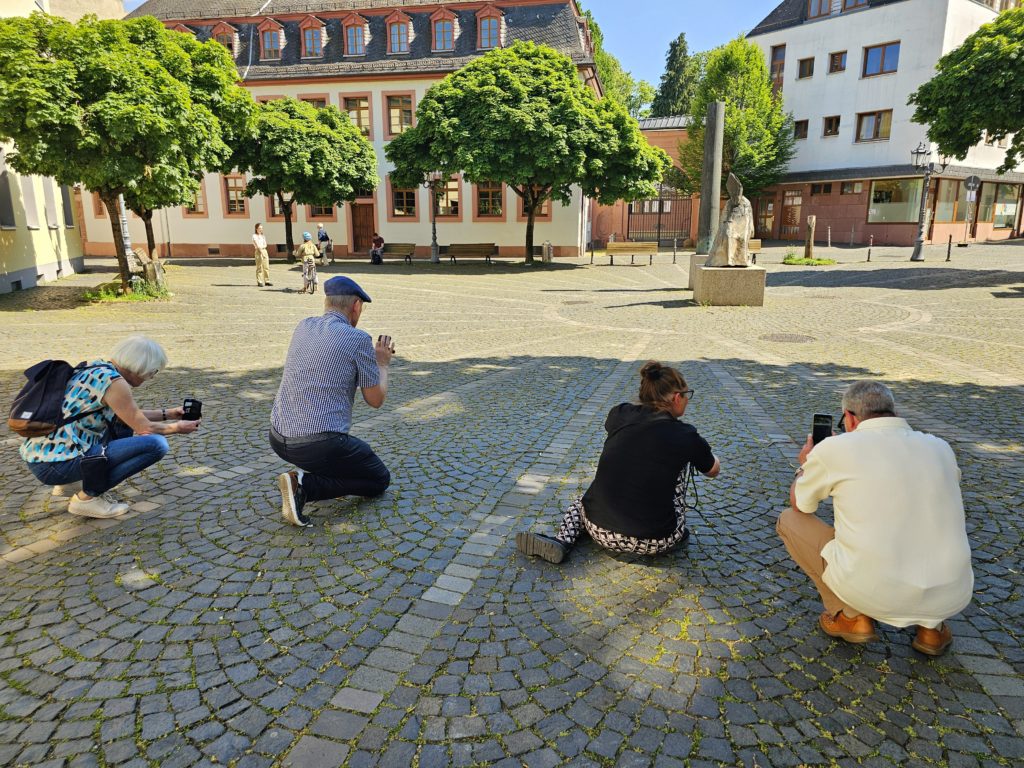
[{"xmin": 77, "ymin": 0, "xmax": 598, "ymax": 260}]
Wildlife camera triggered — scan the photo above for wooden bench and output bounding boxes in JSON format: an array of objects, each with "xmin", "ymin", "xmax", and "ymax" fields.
[
  {"xmin": 604, "ymin": 240, "xmax": 659, "ymax": 265},
  {"xmin": 382, "ymin": 242, "xmax": 416, "ymax": 264},
  {"xmin": 447, "ymin": 243, "xmax": 496, "ymax": 264},
  {"xmin": 749, "ymin": 238, "xmax": 762, "ymax": 265}
]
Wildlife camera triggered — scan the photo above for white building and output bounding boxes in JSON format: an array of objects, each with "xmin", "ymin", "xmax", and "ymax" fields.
[
  {"xmin": 0, "ymin": 0, "xmax": 123, "ymax": 294},
  {"xmin": 77, "ymin": 0, "xmax": 598, "ymax": 261},
  {"xmin": 748, "ymin": 0, "xmax": 1023, "ymax": 245}
]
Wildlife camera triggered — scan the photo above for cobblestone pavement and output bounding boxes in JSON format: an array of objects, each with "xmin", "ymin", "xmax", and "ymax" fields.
[{"xmin": 0, "ymin": 241, "xmax": 1021, "ymax": 768}]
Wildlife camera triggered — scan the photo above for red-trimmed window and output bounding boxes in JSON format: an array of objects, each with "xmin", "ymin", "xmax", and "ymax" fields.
[
  {"xmin": 185, "ymin": 185, "xmax": 206, "ymax": 215},
  {"xmin": 386, "ymin": 12, "xmax": 411, "ymax": 54},
  {"xmin": 224, "ymin": 175, "xmax": 248, "ymax": 215},
  {"xmin": 309, "ymin": 203, "xmax": 333, "ymax": 218},
  {"xmin": 433, "ymin": 19, "xmax": 454, "ymax": 51},
  {"xmin": 346, "ymin": 25, "xmax": 364, "ymax": 55},
  {"xmin": 477, "ymin": 182, "xmax": 503, "ymax": 217},
  {"xmin": 211, "ymin": 21, "xmax": 236, "ymax": 55},
  {"xmin": 477, "ymin": 4, "xmax": 503, "ymax": 49},
  {"xmin": 392, "ymin": 187, "xmax": 416, "ymax": 217},
  {"xmin": 259, "ymin": 20, "xmax": 283, "ymax": 61},
  {"xmin": 344, "ymin": 97, "xmax": 370, "ymax": 136},
  {"xmin": 437, "ymin": 176, "xmax": 460, "ymax": 217},
  {"xmin": 387, "ymin": 95, "xmax": 414, "ymax": 136},
  {"xmin": 299, "ymin": 16, "xmax": 325, "ymax": 58}
]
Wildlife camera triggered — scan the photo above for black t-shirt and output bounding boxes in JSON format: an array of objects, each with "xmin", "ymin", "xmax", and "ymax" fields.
[{"xmin": 582, "ymin": 403, "xmax": 715, "ymax": 540}]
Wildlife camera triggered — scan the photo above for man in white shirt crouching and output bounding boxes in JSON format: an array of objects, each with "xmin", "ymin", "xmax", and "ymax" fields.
[{"xmin": 778, "ymin": 381, "xmax": 973, "ymax": 656}]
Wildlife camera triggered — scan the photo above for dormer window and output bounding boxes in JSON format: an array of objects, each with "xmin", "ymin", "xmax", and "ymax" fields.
[
  {"xmin": 258, "ymin": 19, "xmax": 284, "ymax": 61},
  {"xmin": 170, "ymin": 23, "xmax": 194, "ymax": 36},
  {"xmin": 808, "ymin": 0, "xmax": 831, "ymax": 17},
  {"xmin": 430, "ymin": 8, "xmax": 457, "ymax": 52},
  {"xmin": 341, "ymin": 12, "xmax": 369, "ymax": 56},
  {"xmin": 386, "ymin": 11, "xmax": 412, "ymax": 54},
  {"xmin": 299, "ymin": 16, "xmax": 327, "ymax": 59},
  {"xmin": 477, "ymin": 4, "xmax": 504, "ymax": 50},
  {"xmin": 844, "ymin": 0, "xmax": 867, "ymax": 8},
  {"xmin": 210, "ymin": 21, "xmax": 237, "ymax": 56}
]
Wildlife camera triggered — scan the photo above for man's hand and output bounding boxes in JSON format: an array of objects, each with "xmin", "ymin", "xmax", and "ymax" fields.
[
  {"xmin": 165, "ymin": 406, "xmax": 185, "ymax": 420},
  {"xmin": 175, "ymin": 419, "xmax": 201, "ymax": 435},
  {"xmin": 375, "ymin": 335, "xmax": 395, "ymax": 367},
  {"xmin": 797, "ymin": 434, "xmax": 815, "ymax": 466}
]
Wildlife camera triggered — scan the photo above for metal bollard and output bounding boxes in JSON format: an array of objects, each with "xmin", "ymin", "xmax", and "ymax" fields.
[
  {"xmin": 610, "ymin": 254, "xmax": 614, "ymax": 266},
  {"xmin": 649, "ymin": 254, "xmax": 653, "ymax": 266},
  {"xmin": 946, "ymin": 234, "xmax": 952, "ymax": 262},
  {"xmin": 867, "ymin": 235, "xmax": 873, "ymax": 262},
  {"xmin": 828, "ymin": 226, "xmax": 832, "ymax": 249},
  {"xmin": 673, "ymin": 237, "xmax": 678, "ymax": 264},
  {"xmin": 630, "ymin": 253, "xmax": 635, "ymax": 265}
]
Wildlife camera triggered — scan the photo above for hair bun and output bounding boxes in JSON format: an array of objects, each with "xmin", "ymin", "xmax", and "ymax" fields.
[{"xmin": 640, "ymin": 361, "xmax": 663, "ymax": 380}]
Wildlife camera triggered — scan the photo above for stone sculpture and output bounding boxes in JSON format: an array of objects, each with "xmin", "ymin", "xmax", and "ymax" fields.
[{"xmin": 705, "ymin": 172, "xmax": 755, "ymax": 268}]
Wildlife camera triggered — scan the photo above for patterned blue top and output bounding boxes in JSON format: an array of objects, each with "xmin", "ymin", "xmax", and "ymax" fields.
[
  {"xmin": 271, "ymin": 311, "xmax": 381, "ymax": 438},
  {"xmin": 20, "ymin": 361, "xmax": 121, "ymax": 464}
]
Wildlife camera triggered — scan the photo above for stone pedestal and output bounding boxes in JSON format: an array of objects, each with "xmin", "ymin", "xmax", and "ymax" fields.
[
  {"xmin": 688, "ymin": 253, "xmax": 706, "ymax": 291},
  {"xmin": 693, "ymin": 266, "xmax": 766, "ymax": 307}
]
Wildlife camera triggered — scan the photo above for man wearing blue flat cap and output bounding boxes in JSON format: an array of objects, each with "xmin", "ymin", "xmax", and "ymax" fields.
[{"xmin": 270, "ymin": 275, "xmax": 395, "ymax": 526}]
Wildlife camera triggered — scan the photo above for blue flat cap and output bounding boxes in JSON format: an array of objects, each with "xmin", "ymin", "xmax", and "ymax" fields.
[{"xmin": 324, "ymin": 276, "xmax": 371, "ymax": 302}]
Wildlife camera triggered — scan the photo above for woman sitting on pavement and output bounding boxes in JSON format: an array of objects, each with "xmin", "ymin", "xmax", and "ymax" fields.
[
  {"xmin": 20, "ymin": 336, "xmax": 201, "ymax": 519},
  {"xmin": 516, "ymin": 361, "xmax": 720, "ymax": 564}
]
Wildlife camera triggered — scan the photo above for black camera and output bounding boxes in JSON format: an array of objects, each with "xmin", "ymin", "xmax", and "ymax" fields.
[{"xmin": 183, "ymin": 397, "xmax": 203, "ymax": 420}]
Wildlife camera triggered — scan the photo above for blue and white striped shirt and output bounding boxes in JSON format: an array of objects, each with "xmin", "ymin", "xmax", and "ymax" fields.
[{"xmin": 271, "ymin": 311, "xmax": 380, "ymax": 437}]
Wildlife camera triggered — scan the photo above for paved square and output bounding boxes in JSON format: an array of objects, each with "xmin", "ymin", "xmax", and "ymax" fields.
[{"xmin": 1, "ymin": 243, "xmax": 1022, "ymax": 767}]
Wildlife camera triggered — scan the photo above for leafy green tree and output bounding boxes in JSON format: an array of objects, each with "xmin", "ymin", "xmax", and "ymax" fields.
[
  {"xmin": 386, "ymin": 42, "xmax": 669, "ymax": 264},
  {"xmin": 651, "ymin": 33, "xmax": 702, "ymax": 118},
  {"xmin": 677, "ymin": 37, "xmax": 794, "ymax": 197},
  {"xmin": 909, "ymin": 7, "xmax": 1024, "ymax": 173},
  {"xmin": 0, "ymin": 13, "xmax": 253, "ymax": 286},
  {"xmin": 233, "ymin": 98, "xmax": 377, "ymax": 260}
]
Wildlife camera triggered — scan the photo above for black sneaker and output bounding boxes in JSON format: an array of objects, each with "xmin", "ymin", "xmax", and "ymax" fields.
[
  {"xmin": 278, "ymin": 471, "xmax": 310, "ymax": 527},
  {"xmin": 516, "ymin": 532, "xmax": 568, "ymax": 564}
]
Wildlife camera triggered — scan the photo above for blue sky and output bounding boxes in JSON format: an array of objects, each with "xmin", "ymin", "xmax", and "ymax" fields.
[{"xmin": 123, "ymin": 0, "xmax": 780, "ymax": 86}]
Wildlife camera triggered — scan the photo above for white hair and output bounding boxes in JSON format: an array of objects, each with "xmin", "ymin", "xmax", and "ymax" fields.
[
  {"xmin": 109, "ymin": 335, "xmax": 168, "ymax": 377},
  {"xmin": 842, "ymin": 381, "xmax": 897, "ymax": 418},
  {"xmin": 325, "ymin": 294, "xmax": 358, "ymax": 313}
]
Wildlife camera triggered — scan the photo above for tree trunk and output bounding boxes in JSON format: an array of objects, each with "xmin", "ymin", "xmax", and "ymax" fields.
[
  {"xmin": 280, "ymin": 192, "xmax": 295, "ymax": 263},
  {"xmin": 142, "ymin": 210, "xmax": 156, "ymax": 259},
  {"xmin": 524, "ymin": 210, "xmax": 536, "ymax": 265},
  {"xmin": 101, "ymin": 193, "xmax": 131, "ymax": 290}
]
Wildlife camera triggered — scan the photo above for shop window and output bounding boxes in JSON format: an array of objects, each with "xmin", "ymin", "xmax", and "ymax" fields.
[{"xmin": 867, "ymin": 178, "xmax": 922, "ymax": 223}]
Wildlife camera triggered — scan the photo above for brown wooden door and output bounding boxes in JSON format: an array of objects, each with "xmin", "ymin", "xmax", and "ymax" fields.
[
  {"xmin": 780, "ymin": 190, "xmax": 803, "ymax": 240},
  {"xmin": 351, "ymin": 203, "xmax": 374, "ymax": 251}
]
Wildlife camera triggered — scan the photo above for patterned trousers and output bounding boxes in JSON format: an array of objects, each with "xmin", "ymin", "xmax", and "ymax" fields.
[{"xmin": 555, "ymin": 471, "xmax": 689, "ymax": 556}]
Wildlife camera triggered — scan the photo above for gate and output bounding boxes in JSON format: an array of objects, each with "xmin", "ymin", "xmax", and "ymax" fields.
[{"xmin": 627, "ymin": 185, "xmax": 692, "ymax": 246}]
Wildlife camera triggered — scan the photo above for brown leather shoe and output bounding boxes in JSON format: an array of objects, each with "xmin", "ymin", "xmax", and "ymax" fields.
[
  {"xmin": 818, "ymin": 610, "xmax": 878, "ymax": 644},
  {"xmin": 912, "ymin": 623, "xmax": 953, "ymax": 656}
]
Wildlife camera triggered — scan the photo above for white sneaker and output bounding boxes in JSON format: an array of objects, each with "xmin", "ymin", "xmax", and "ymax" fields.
[
  {"xmin": 68, "ymin": 493, "xmax": 129, "ymax": 519},
  {"xmin": 53, "ymin": 481, "xmax": 83, "ymax": 496}
]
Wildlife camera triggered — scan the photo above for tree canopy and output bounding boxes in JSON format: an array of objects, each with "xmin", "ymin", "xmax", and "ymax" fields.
[
  {"xmin": 385, "ymin": 42, "xmax": 669, "ymax": 263},
  {"xmin": 651, "ymin": 33, "xmax": 704, "ymax": 119},
  {"xmin": 677, "ymin": 37, "xmax": 794, "ymax": 198},
  {"xmin": 910, "ymin": 7, "xmax": 1024, "ymax": 174},
  {"xmin": 0, "ymin": 13, "xmax": 254, "ymax": 285},
  {"xmin": 233, "ymin": 98, "xmax": 378, "ymax": 259}
]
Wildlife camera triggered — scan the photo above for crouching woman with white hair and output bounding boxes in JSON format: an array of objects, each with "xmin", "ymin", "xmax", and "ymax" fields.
[{"xmin": 20, "ymin": 336, "xmax": 201, "ymax": 518}]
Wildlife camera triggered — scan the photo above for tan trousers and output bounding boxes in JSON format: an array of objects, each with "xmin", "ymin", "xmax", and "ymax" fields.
[
  {"xmin": 255, "ymin": 248, "xmax": 270, "ymax": 285},
  {"xmin": 776, "ymin": 507, "xmax": 855, "ymax": 617}
]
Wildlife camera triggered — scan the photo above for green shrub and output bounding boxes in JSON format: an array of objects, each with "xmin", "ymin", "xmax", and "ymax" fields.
[
  {"xmin": 83, "ymin": 280, "xmax": 169, "ymax": 303},
  {"xmin": 782, "ymin": 255, "xmax": 837, "ymax": 266}
]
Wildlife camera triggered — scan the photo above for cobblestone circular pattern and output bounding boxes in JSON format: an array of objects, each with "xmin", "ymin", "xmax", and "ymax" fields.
[{"xmin": 0, "ymin": 243, "xmax": 1022, "ymax": 768}]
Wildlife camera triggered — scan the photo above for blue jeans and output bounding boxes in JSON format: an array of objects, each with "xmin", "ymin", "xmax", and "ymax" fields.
[
  {"xmin": 27, "ymin": 435, "xmax": 169, "ymax": 496},
  {"xmin": 269, "ymin": 428, "xmax": 390, "ymax": 502}
]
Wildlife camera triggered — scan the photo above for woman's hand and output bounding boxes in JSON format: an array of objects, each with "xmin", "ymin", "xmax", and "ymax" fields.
[
  {"xmin": 175, "ymin": 419, "xmax": 201, "ymax": 435},
  {"xmin": 165, "ymin": 406, "xmax": 185, "ymax": 420}
]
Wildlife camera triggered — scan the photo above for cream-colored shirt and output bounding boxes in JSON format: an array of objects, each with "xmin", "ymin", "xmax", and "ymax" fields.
[
  {"xmin": 253, "ymin": 233, "xmax": 267, "ymax": 250},
  {"xmin": 795, "ymin": 417, "xmax": 973, "ymax": 628}
]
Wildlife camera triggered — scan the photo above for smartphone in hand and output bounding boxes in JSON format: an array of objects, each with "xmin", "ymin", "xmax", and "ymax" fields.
[{"xmin": 811, "ymin": 414, "xmax": 833, "ymax": 445}]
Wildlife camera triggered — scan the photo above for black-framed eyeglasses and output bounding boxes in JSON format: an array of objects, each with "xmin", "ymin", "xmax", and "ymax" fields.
[{"xmin": 677, "ymin": 389, "xmax": 695, "ymax": 400}]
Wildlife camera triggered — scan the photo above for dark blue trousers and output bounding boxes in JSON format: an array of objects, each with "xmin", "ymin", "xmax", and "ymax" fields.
[{"xmin": 269, "ymin": 428, "xmax": 390, "ymax": 502}]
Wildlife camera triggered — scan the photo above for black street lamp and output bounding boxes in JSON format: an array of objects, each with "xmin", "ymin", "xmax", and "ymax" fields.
[
  {"xmin": 910, "ymin": 142, "xmax": 948, "ymax": 262},
  {"xmin": 422, "ymin": 170, "xmax": 444, "ymax": 264}
]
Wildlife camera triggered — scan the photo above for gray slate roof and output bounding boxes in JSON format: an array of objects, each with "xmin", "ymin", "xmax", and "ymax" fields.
[
  {"xmin": 637, "ymin": 116, "xmax": 689, "ymax": 131},
  {"xmin": 748, "ymin": 0, "xmax": 910, "ymax": 38},
  {"xmin": 128, "ymin": 1, "xmax": 591, "ymax": 81}
]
